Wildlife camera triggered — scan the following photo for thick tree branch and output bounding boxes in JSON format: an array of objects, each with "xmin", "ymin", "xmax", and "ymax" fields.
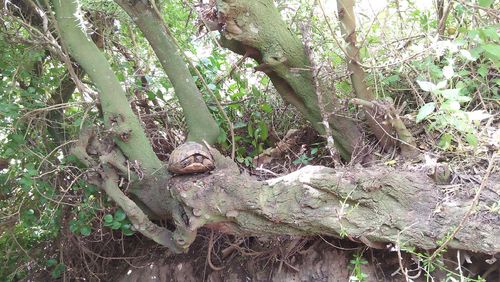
[
  {"xmin": 114, "ymin": 0, "xmax": 220, "ymax": 145},
  {"xmin": 212, "ymin": 0, "xmax": 363, "ymax": 160},
  {"xmin": 166, "ymin": 151, "xmax": 500, "ymax": 255},
  {"xmin": 51, "ymin": 0, "xmax": 163, "ymax": 176},
  {"xmin": 335, "ymin": 0, "xmax": 417, "ymax": 157}
]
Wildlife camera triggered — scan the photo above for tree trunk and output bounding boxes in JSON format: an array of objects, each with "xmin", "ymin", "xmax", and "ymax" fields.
[
  {"xmin": 212, "ymin": 0, "xmax": 364, "ymax": 160},
  {"xmin": 336, "ymin": 0, "xmax": 418, "ymax": 157},
  {"xmin": 165, "ymin": 150, "xmax": 500, "ymax": 255},
  {"xmin": 115, "ymin": 0, "xmax": 220, "ymax": 145}
]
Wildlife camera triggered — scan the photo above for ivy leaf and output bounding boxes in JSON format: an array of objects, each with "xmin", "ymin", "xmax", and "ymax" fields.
[
  {"xmin": 111, "ymin": 221, "xmax": 122, "ymax": 230},
  {"xmin": 114, "ymin": 209, "xmax": 126, "ymax": 222},
  {"xmin": 103, "ymin": 214, "xmax": 113, "ymax": 223},
  {"xmin": 416, "ymin": 103, "xmax": 435, "ymax": 123},
  {"xmin": 80, "ymin": 225, "xmax": 91, "ymax": 236}
]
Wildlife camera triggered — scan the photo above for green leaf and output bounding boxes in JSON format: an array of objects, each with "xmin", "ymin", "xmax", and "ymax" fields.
[
  {"xmin": 440, "ymin": 89, "xmax": 471, "ymax": 103},
  {"xmin": 465, "ymin": 133, "xmax": 479, "ymax": 146},
  {"xmin": 416, "ymin": 80, "xmax": 436, "ymax": 92},
  {"xmin": 258, "ymin": 122, "xmax": 268, "ymax": 141},
  {"xmin": 467, "ymin": 110, "xmax": 491, "ymax": 121},
  {"xmin": 111, "ymin": 221, "xmax": 122, "ymax": 230},
  {"xmin": 438, "ymin": 133, "xmax": 452, "ymax": 150},
  {"xmin": 234, "ymin": 121, "xmax": 247, "ymax": 129},
  {"xmin": 80, "ymin": 225, "xmax": 91, "ymax": 236},
  {"xmin": 103, "ymin": 214, "xmax": 113, "ymax": 223},
  {"xmin": 459, "ymin": 50, "xmax": 477, "ymax": 61},
  {"xmin": 439, "ymin": 89, "xmax": 460, "ymax": 100},
  {"xmin": 114, "ymin": 209, "xmax": 126, "ymax": 222},
  {"xmin": 261, "ymin": 103, "xmax": 272, "ymax": 113},
  {"xmin": 441, "ymin": 100, "xmax": 461, "ymax": 112},
  {"xmin": 216, "ymin": 130, "xmax": 227, "ymax": 144},
  {"xmin": 51, "ymin": 264, "xmax": 65, "ymax": 279},
  {"xmin": 69, "ymin": 220, "xmax": 79, "ymax": 233},
  {"xmin": 442, "ymin": 65, "xmax": 454, "ymax": 79},
  {"xmin": 481, "ymin": 27, "xmax": 499, "ymax": 41},
  {"xmin": 416, "ymin": 102, "xmax": 435, "ymax": 123},
  {"xmin": 478, "ymin": 0, "xmax": 494, "ymax": 7},
  {"xmin": 482, "ymin": 44, "xmax": 500, "ymax": 60},
  {"xmin": 46, "ymin": 259, "xmax": 57, "ymax": 267},
  {"xmin": 477, "ymin": 65, "xmax": 488, "ymax": 77},
  {"xmin": 121, "ymin": 224, "xmax": 135, "ymax": 236}
]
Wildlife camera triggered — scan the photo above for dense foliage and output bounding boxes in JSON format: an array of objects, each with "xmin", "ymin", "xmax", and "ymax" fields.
[{"xmin": 0, "ymin": 0, "xmax": 498, "ymax": 280}]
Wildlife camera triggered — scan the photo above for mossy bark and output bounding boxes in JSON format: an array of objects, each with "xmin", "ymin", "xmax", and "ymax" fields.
[
  {"xmin": 115, "ymin": 0, "xmax": 220, "ymax": 145},
  {"xmin": 52, "ymin": 0, "xmax": 163, "ymax": 176},
  {"xmin": 165, "ymin": 151, "xmax": 500, "ymax": 255},
  {"xmin": 213, "ymin": 0, "xmax": 363, "ymax": 160}
]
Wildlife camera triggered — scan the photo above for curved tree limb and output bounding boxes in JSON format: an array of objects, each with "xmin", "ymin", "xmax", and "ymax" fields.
[
  {"xmin": 332, "ymin": 0, "xmax": 418, "ymax": 157},
  {"xmin": 100, "ymin": 164, "xmax": 185, "ymax": 253},
  {"xmin": 212, "ymin": 0, "xmax": 363, "ymax": 160},
  {"xmin": 114, "ymin": 0, "xmax": 220, "ymax": 145},
  {"xmin": 51, "ymin": 0, "xmax": 163, "ymax": 176}
]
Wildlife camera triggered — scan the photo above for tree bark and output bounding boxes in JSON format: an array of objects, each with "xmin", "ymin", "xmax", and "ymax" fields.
[
  {"xmin": 212, "ymin": 0, "xmax": 364, "ymax": 160},
  {"xmin": 52, "ymin": 0, "xmax": 163, "ymax": 176},
  {"xmin": 114, "ymin": 0, "xmax": 220, "ymax": 145},
  {"xmin": 164, "ymin": 150, "xmax": 500, "ymax": 255},
  {"xmin": 336, "ymin": 0, "xmax": 417, "ymax": 157}
]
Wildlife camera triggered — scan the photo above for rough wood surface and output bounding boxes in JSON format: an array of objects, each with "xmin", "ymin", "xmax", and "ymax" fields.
[{"xmin": 166, "ymin": 152, "xmax": 500, "ymax": 255}]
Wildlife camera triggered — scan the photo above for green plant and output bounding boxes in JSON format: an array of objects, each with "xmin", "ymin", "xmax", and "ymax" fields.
[
  {"xmin": 414, "ymin": 27, "xmax": 496, "ymax": 150},
  {"xmin": 103, "ymin": 209, "xmax": 135, "ymax": 236},
  {"xmin": 293, "ymin": 148, "xmax": 318, "ymax": 165},
  {"xmin": 349, "ymin": 252, "xmax": 369, "ymax": 281}
]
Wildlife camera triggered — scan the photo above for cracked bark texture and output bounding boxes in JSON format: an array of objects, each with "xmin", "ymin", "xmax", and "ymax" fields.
[{"xmin": 166, "ymin": 151, "xmax": 500, "ymax": 255}]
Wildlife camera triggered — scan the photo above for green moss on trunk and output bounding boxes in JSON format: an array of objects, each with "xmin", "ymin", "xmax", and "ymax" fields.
[
  {"xmin": 216, "ymin": 0, "xmax": 362, "ymax": 160},
  {"xmin": 115, "ymin": 0, "xmax": 220, "ymax": 145},
  {"xmin": 52, "ymin": 0, "xmax": 163, "ymax": 176}
]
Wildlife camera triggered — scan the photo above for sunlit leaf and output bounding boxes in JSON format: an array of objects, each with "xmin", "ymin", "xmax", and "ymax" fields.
[
  {"xmin": 465, "ymin": 133, "xmax": 479, "ymax": 146},
  {"xmin": 459, "ymin": 50, "xmax": 477, "ymax": 61},
  {"xmin": 482, "ymin": 44, "xmax": 500, "ymax": 60},
  {"xmin": 441, "ymin": 100, "xmax": 461, "ymax": 112},
  {"xmin": 416, "ymin": 80, "xmax": 436, "ymax": 92},
  {"xmin": 467, "ymin": 110, "xmax": 492, "ymax": 121},
  {"xmin": 416, "ymin": 102, "xmax": 435, "ymax": 123},
  {"xmin": 442, "ymin": 65, "xmax": 454, "ymax": 79}
]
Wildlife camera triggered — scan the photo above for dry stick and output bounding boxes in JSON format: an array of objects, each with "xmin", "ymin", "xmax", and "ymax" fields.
[
  {"xmin": 150, "ymin": 2, "xmax": 236, "ymax": 160},
  {"xmin": 437, "ymin": 1, "xmax": 454, "ymax": 36},
  {"xmin": 301, "ymin": 3, "xmax": 336, "ymax": 156},
  {"xmin": 318, "ymin": 1, "xmax": 427, "ymax": 70},
  {"xmin": 429, "ymin": 153, "xmax": 498, "ymax": 261}
]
